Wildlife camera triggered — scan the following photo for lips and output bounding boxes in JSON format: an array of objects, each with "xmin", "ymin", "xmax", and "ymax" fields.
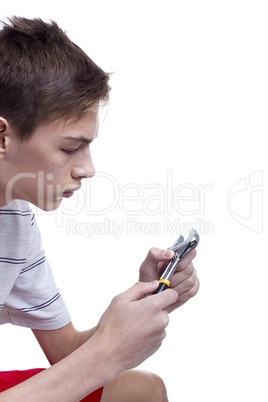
[
  {"xmin": 62, "ymin": 185, "xmax": 81, "ymax": 198},
  {"xmin": 62, "ymin": 190, "xmax": 75, "ymax": 198}
]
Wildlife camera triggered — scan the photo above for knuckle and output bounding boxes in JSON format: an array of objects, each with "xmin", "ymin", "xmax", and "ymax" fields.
[
  {"xmin": 187, "ymin": 270, "xmax": 198, "ymax": 286},
  {"xmin": 167, "ymin": 288, "xmax": 178, "ymax": 303},
  {"xmin": 157, "ymin": 312, "xmax": 169, "ymax": 330},
  {"xmin": 188, "ymin": 283, "xmax": 199, "ymax": 298},
  {"xmin": 187, "ymin": 288, "xmax": 196, "ymax": 298},
  {"xmin": 149, "ymin": 247, "xmax": 158, "ymax": 254},
  {"xmin": 148, "ymin": 247, "xmax": 162, "ymax": 263},
  {"xmin": 111, "ymin": 294, "xmax": 121, "ymax": 304},
  {"xmin": 186, "ymin": 276, "xmax": 195, "ymax": 287},
  {"xmin": 161, "ymin": 329, "xmax": 167, "ymax": 341},
  {"xmin": 182, "ymin": 262, "xmax": 195, "ymax": 277},
  {"xmin": 150, "ymin": 296, "xmax": 162, "ymax": 311},
  {"xmin": 135, "ymin": 281, "xmax": 144, "ymax": 289},
  {"xmin": 162, "ymin": 312, "xmax": 170, "ymax": 328},
  {"xmin": 187, "ymin": 262, "xmax": 195, "ymax": 274}
]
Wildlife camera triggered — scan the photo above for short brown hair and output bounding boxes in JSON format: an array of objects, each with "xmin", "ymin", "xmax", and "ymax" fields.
[{"xmin": 0, "ymin": 16, "xmax": 110, "ymax": 140}]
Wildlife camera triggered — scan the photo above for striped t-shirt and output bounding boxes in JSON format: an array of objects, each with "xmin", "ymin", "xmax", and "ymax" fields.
[{"xmin": 0, "ymin": 199, "xmax": 71, "ymax": 330}]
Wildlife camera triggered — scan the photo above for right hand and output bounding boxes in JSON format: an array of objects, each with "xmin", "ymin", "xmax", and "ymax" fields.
[{"xmin": 93, "ymin": 281, "xmax": 178, "ymax": 374}]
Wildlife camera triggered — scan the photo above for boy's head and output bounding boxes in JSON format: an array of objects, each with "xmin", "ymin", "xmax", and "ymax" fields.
[
  {"xmin": 0, "ymin": 17, "xmax": 110, "ymax": 211},
  {"xmin": 0, "ymin": 16, "xmax": 110, "ymax": 141}
]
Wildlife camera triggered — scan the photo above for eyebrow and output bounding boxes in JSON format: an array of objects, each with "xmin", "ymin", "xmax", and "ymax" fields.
[{"xmin": 64, "ymin": 135, "xmax": 98, "ymax": 144}]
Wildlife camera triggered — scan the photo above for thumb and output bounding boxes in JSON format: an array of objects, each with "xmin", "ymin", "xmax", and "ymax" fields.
[
  {"xmin": 139, "ymin": 247, "xmax": 174, "ymax": 282},
  {"xmin": 122, "ymin": 281, "xmax": 160, "ymax": 302}
]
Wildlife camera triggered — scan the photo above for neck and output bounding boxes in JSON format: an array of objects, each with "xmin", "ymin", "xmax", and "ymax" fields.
[
  {"xmin": 0, "ymin": 187, "xmax": 8, "ymax": 208},
  {"xmin": 0, "ymin": 178, "xmax": 13, "ymax": 208}
]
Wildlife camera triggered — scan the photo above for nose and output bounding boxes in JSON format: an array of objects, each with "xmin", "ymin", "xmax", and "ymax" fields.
[{"xmin": 71, "ymin": 152, "xmax": 96, "ymax": 180}]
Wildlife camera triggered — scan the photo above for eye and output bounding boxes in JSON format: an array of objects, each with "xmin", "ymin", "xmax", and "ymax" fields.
[{"xmin": 61, "ymin": 148, "xmax": 79, "ymax": 155}]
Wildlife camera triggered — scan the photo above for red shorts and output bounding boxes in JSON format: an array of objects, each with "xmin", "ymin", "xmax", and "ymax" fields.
[{"xmin": 0, "ymin": 369, "xmax": 103, "ymax": 401}]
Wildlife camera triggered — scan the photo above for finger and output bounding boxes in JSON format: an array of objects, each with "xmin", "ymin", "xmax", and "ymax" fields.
[
  {"xmin": 158, "ymin": 249, "xmax": 197, "ymax": 279},
  {"xmin": 174, "ymin": 249, "xmax": 197, "ymax": 272},
  {"xmin": 139, "ymin": 247, "xmax": 174, "ymax": 282},
  {"xmin": 120, "ymin": 281, "xmax": 160, "ymax": 302},
  {"xmin": 172, "ymin": 270, "xmax": 199, "ymax": 297},
  {"xmin": 149, "ymin": 288, "xmax": 179, "ymax": 311},
  {"xmin": 166, "ymin": 276, "xmax": 200, "ymax": 313},
  {"xmin": 177, "ymin": 276, "xmax": 200, "ymax": 302},
  {"xmin": 170, "ymin": 262, "xmax": 195, "ymax": 287}
]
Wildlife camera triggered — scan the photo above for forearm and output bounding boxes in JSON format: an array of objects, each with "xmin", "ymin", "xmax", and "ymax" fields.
[
  {"xmin": 72, "ymin": 326, "xmax": 97, "ymax": 350},
  {"xmin": 32, "ymin": 323, "xmax": 97, "ymax": 365},
  {"xmin": 25, "ymin": 281, "xmax": 178, "ymax": 401},
  {"xmin": 0, "ymin": 335, "xmax": 114, "ymax": 402}
]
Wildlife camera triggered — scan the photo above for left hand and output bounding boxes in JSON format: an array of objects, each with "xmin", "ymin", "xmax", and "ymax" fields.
[{"xmin": 139, "ymin": 247, "xmax": 200, "ymax": 313}]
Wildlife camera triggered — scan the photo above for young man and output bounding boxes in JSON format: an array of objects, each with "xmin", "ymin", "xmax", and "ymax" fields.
[{"xmin": 0, "ymin": 17, "xmax": 199, "ymax": 401}]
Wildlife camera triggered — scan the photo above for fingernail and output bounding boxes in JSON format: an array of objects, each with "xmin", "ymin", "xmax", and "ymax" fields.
[{"xmin": 162, "ymin": 250, "xmax": 172, "ymax": 258}]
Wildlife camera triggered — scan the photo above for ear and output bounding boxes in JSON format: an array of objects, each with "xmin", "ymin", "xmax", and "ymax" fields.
[{"xmin": 0, "ymin": 117, "xmax": 10, "ymax": 159}]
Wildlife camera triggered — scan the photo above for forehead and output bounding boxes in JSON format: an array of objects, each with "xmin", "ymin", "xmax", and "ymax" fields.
[
  {"xmin": 25, "ymin": 111, "xmax": 99, "ymax": 147},
  {"xmin": 54, "ymin": 112, "xmax": 99, "ymax": 140}
]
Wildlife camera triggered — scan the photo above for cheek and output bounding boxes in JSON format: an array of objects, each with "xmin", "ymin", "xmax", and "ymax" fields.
[
  {"xmin": 20, "ymin": 144, "xmax": 71, "ymax": 182},
  {"xmin": 44, "ymin": 163, "xmax": 71, "ymax": 185},
  {"xmin": 17, "ymin": 148, "xmax": 49, "ymax": 173}
]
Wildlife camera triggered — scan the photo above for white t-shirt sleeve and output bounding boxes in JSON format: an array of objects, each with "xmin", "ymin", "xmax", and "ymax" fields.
[{"xmin": 0, "ymin": 200, "xmax": 71, "ymax": 330}]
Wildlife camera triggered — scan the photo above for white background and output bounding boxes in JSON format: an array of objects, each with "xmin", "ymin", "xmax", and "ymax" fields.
[{"xmin": 0, "ymin": 1, "xmax": 267, "ymax": 401}]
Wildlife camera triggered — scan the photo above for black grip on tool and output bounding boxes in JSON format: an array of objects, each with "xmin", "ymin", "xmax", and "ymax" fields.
[{"xmin": 152, "ymin": 282, "xmax": 169, "ymax": 294}]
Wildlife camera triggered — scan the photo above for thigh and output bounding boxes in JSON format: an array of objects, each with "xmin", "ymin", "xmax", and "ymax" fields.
[
  {"xmin": 101, "ymin": 370, "xmax": 168, "ymax": 402},
  {"xmin": 0, "ymin": 369, "xmax": 45, "ymax": 391},
  {"xmin": 0, "ymin": 369, "xmax": 103, "ymax": 402}
]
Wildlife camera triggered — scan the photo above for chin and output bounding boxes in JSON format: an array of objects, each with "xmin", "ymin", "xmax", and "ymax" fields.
[{"xmin": 33, "ymin": 198, "xmax": 63, "ymax": 212}]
